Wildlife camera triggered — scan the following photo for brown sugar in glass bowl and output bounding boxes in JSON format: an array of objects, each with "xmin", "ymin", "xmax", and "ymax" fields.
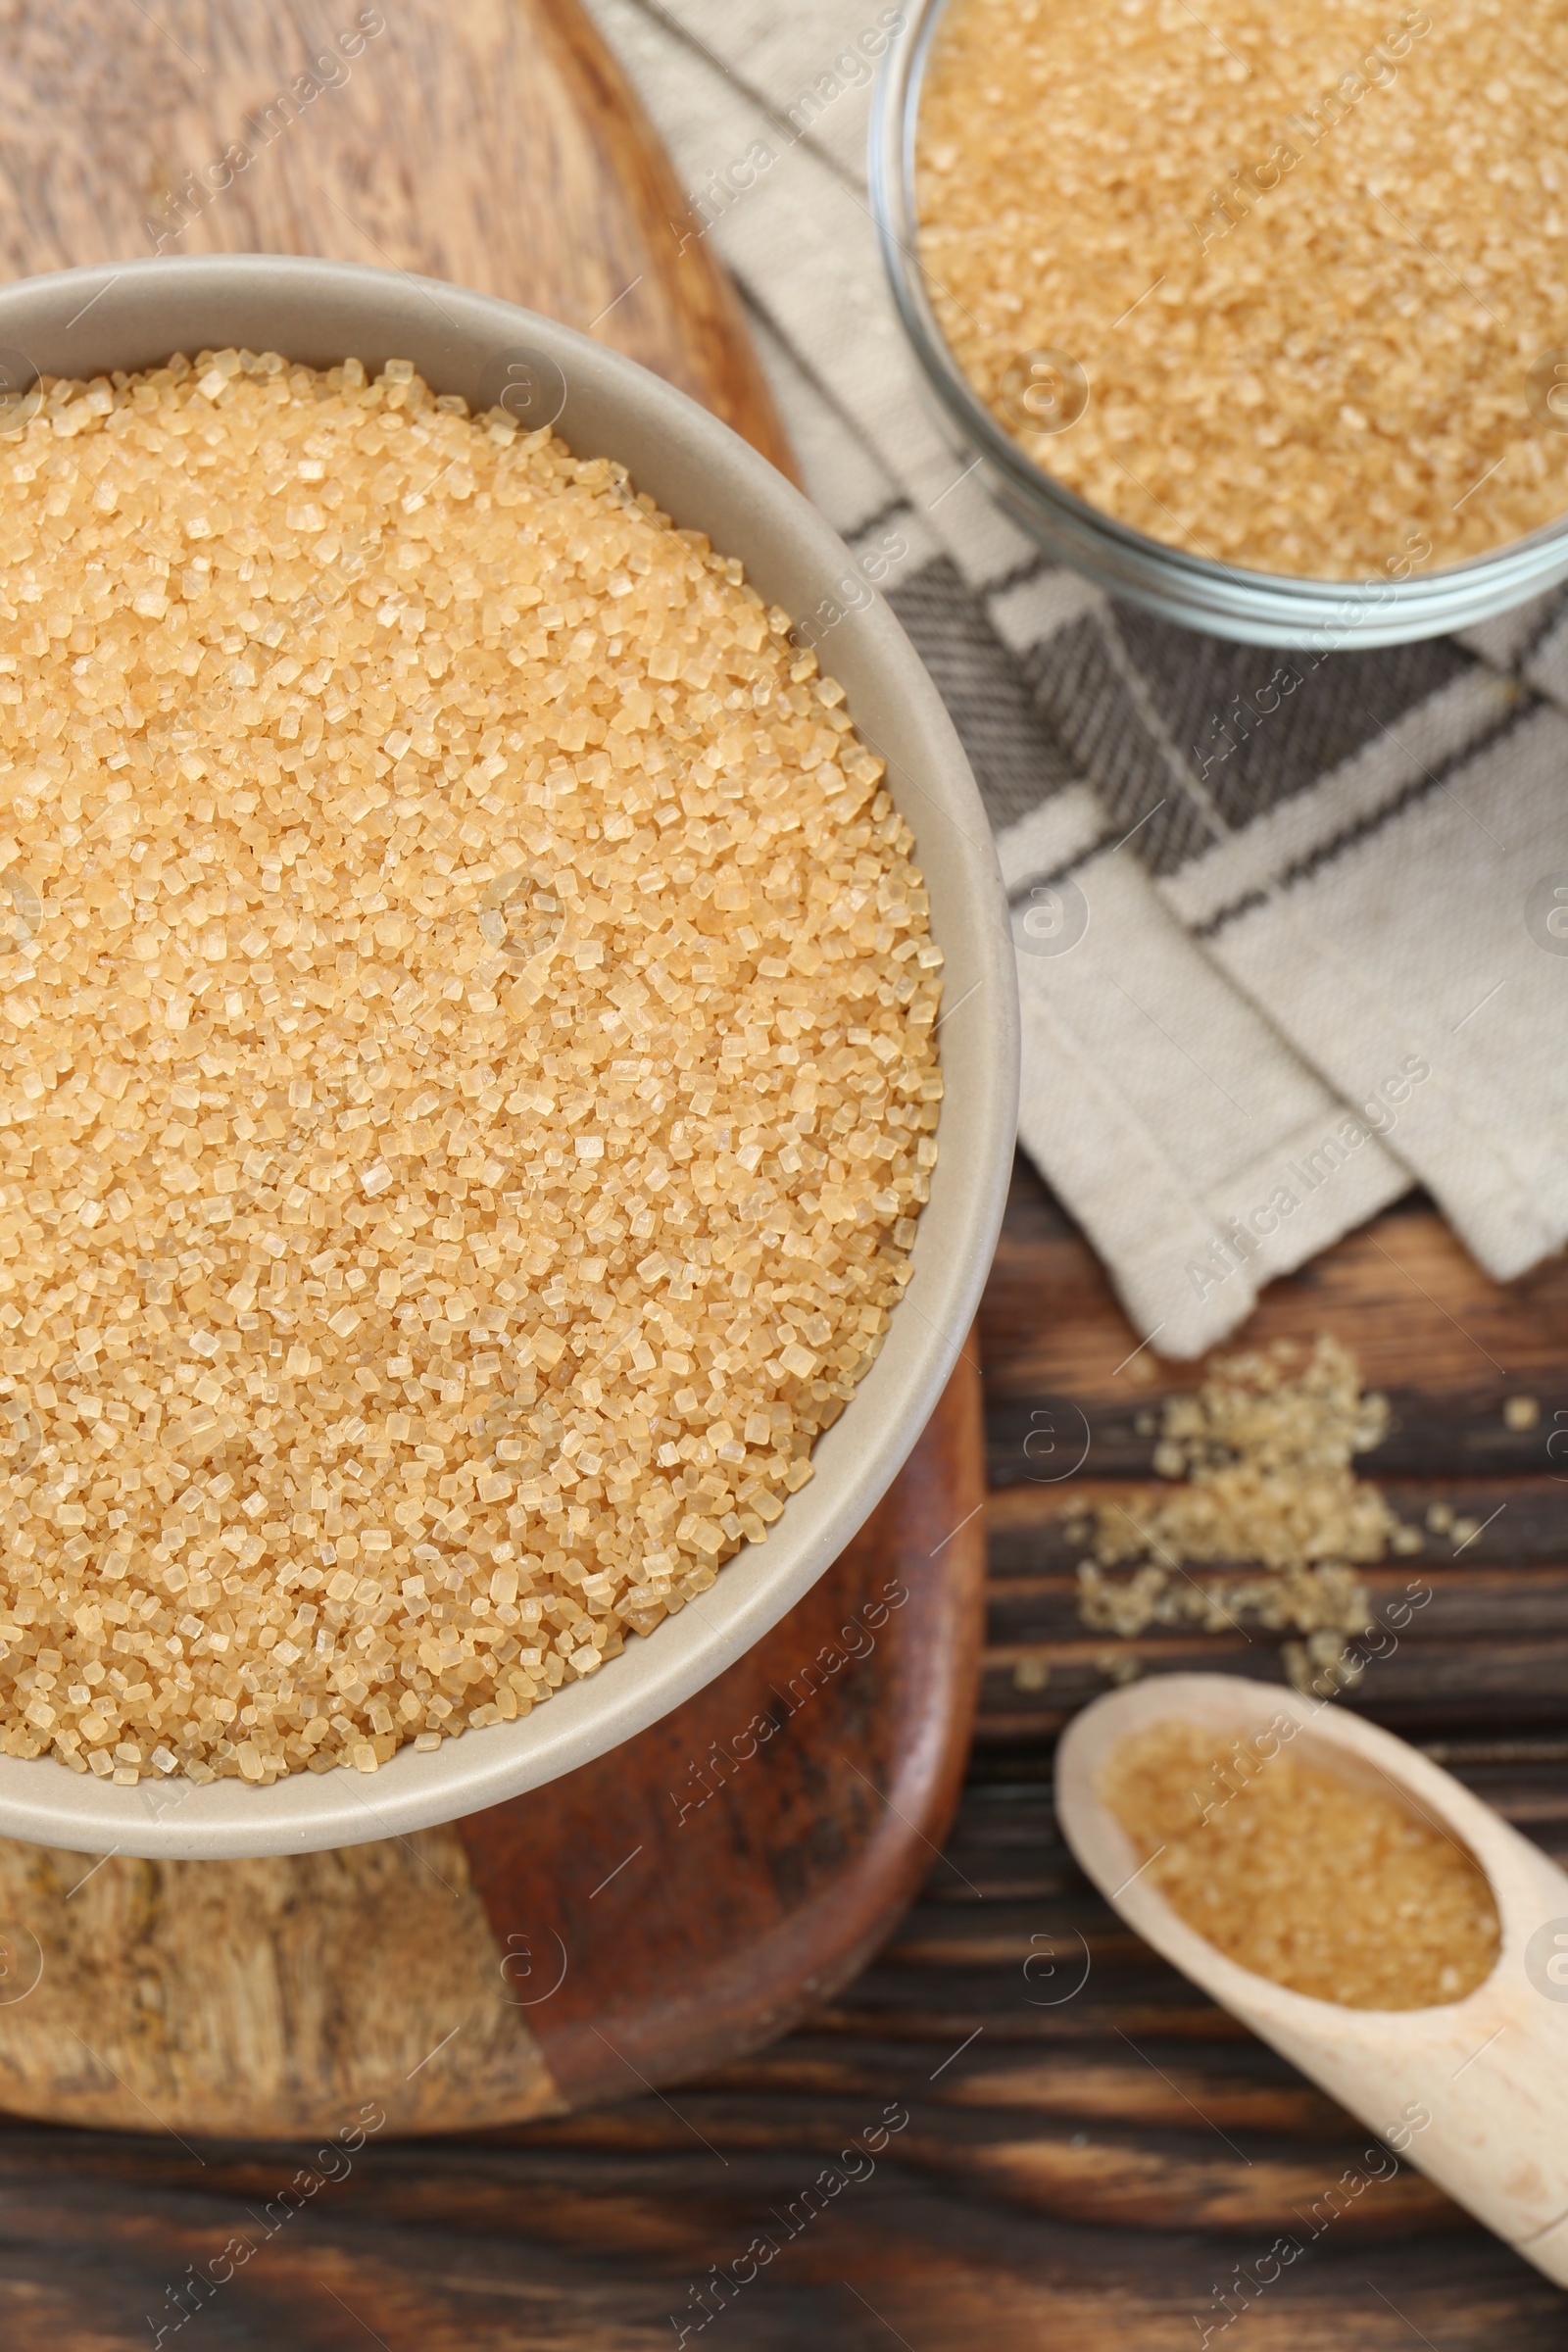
[
  {"xmin": 871, "ymin": 0, "xmax": 1568, "ymax": 643},
  {"xmin": 0, "ymin": 348, "xmax": 946, "ymax": 1792}
]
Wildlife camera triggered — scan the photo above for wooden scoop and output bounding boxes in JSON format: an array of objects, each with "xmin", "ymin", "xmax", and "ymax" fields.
[{"xmin": 1056, "ymin": 1674, "xmax": 1568, "ymax": 2286}]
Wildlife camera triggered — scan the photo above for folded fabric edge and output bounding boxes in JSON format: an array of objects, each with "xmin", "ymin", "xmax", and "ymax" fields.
[{"xmin": 1016, "ymin": 984, "xmax": 1413, "ymax": 1358}]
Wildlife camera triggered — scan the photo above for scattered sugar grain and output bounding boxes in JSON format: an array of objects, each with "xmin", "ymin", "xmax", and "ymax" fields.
[{"xmin": 1078, "ymin": 1339, "xmax": 1405, "ymax": 1690}]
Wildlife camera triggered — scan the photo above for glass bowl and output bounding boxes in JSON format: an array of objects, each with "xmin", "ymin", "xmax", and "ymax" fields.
[{"xmin": 870, "ymin": 0, "xmax": 1568, "ymax": 650}]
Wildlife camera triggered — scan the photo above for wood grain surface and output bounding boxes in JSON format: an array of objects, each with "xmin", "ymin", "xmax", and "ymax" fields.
[
  {"xmin": 0, "ymin": 0, "xmax": 1559, "ymax": 2346},
  {"xmin": 0, "ymin": 1824, "xmax": 563, "ymax": 2139},
  {"xmin": 0, "ymin": 0, "xmax": 789, "ymax": 468}
]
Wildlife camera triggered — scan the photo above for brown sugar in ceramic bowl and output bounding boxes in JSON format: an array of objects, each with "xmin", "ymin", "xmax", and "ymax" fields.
[{"xmin": 0, "ymin": 255, "xmax": 1017, "ymax": 1858}]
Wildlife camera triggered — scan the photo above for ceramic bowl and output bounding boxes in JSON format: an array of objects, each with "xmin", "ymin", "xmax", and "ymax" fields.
[{"xmin": 0, "ymin": 254, "xmax": 1018, "ymax": 1857}]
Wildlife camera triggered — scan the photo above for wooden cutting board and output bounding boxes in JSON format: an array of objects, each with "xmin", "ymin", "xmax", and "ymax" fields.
[
  {"xmin": 0, "ymin": 1362, "xmax": 981, "ymax": 2136},
  {"xmin": 0, "ymin": 0, "xmax": 987, "ymax": 2136},
  {"xmin": 0, "ymin": 0, "xmax": 786, "ymax": 465}
]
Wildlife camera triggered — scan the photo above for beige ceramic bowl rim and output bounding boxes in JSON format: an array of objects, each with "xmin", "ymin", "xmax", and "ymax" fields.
[{"xmin": 0, "ymin": 253, "xmax": 1018, "ymax": 1857}]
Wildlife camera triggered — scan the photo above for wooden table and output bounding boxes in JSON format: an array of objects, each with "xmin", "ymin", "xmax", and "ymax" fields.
[
  {"xmin": 15, "ymin": 1153, "xmax": 1568, "ymax": 2350},
  {"xmin": 5, "ymin": 2, "xmax": 1568, "ymax": 2343}
]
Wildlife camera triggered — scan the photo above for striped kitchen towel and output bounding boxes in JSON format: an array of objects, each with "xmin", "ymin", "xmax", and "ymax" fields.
[{"xmin": 583, "ymin": 0, "xmax": 1568, "ymax": 1356}]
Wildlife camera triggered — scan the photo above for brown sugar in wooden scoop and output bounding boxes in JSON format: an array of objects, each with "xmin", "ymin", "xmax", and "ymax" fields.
[{"xmin": 1103, "ymin": 1718, "xmax": 1500, "ymax": 2009}]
